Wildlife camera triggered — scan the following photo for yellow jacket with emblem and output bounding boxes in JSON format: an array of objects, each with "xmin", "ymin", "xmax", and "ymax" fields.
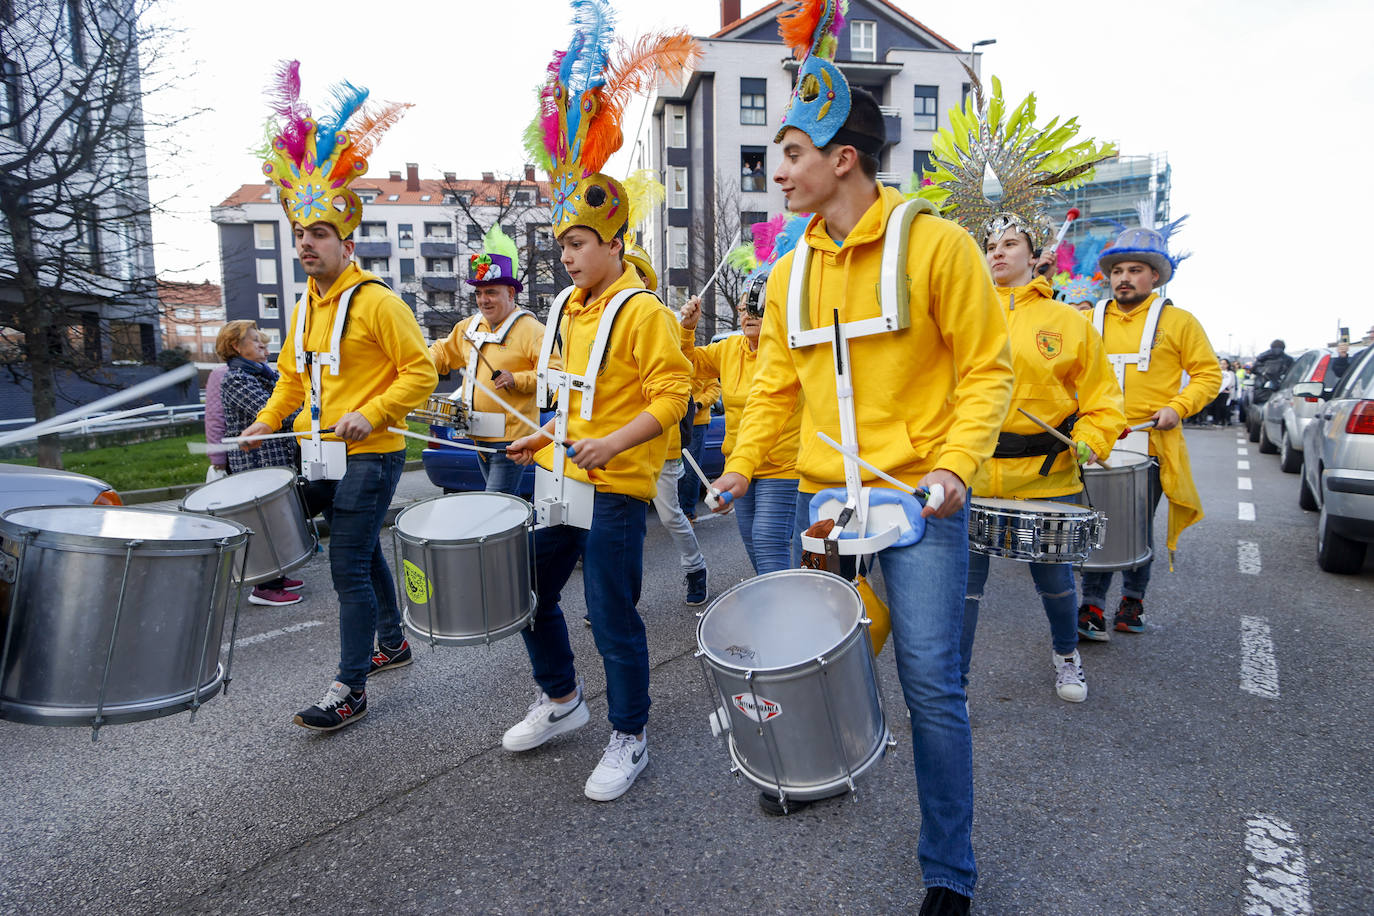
[
  {"xmin": 726, "ymin": 185, "xmax": 1013, "ymax": 493},
  {"xmin": 428, "ymin": 311, "xmax": 545, "ymax": 442},
  {"xmin": 258, "ymin": 264, "xmax": 437, "ymax": 455},
  {"xmin": 1095, "ymin": 294, "xmax": 1221, "ymax": 552},
  {"xmin": 534, "ymin": 266, "xmax": 691, "ymax": 502},
  {"xmin": 972, "ymin": 277, "xmax": 1125, "ymax": 499}
]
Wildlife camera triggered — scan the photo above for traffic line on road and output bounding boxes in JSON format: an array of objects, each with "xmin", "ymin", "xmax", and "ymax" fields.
[
  {"xmin": 1238, "ymin": 459, "xmax": 1250, "ymax": 470},
  {"xmin": 1239, "ymin": 615, "xmax": 1279, "ymax": 697},
  {"xmin": 1238, "ymin": 540, "xmax": 1262, "ymax": 575},
  {"xmin": 1238, "ymin": 447, "xmax": 1249, "ymax": 455},
  {"xmin": 1239, "ymin": 502, "xmax": 1255, "ymax": 521},
  {"xmin": 224, "ymin": 620, "xmax": 325, "ymax": 652},
  {"xmin": 1243, "ymin": 814, "xmax": 1312, "ymax": 915},
  {"xmin": 1239, "ymin": 477, "xmax": 1253, "ymax": 490}
]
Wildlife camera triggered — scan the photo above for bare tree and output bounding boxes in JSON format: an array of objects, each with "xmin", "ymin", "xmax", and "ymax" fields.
[
  {"xmin": 687, "ymin": 175, "xmax": 751, "ymax": 340},
  {"xmin": 0, "ymin": 0, "xmax": 195, "ymax": 467}
]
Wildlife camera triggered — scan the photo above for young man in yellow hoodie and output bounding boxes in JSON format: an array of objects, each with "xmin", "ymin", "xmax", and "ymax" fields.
[
  {"xmin": 242, "ymin": 76, "xmax": 437, "ymax": 730},
  {"xmin": 711, "ymin": 8, "xmax": 1012, "ymax": 905}
]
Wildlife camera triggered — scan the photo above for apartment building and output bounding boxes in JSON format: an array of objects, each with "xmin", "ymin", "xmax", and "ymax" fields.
[{"xmin": 158, "ymin": 280, "xmax": 224, "ymax": 364}]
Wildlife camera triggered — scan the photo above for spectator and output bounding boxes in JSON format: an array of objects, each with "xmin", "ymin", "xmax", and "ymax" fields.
[
  {"xmin": 1209, "ymin": 357, "xmax": 1236, "ymax": 426},
  {"xmin": 204, "ymin": 364, "xmax": 228, "ymax": 481}
]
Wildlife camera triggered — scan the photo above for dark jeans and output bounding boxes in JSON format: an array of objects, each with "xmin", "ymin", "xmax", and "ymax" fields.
[
  {"xmin": 477, "ymin": 441, "xmax": 524, "ymax": 495},
  {"xmin": 677, "ymin": 423, "xmax": 709, "ymax": 517},
  {"xmin": 521, "ymin": 492, "xmax": 651, "ymax": 734},
  {"xmin": 1081, "ymin": 461, "xmax": 1163, "ymax": 604},
  {"xmin": 306, "ymin": 451, "xmax": 407, "ymax": 691}
]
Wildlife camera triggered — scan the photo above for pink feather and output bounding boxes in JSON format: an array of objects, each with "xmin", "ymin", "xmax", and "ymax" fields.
[
  {"xmin": 752, "ymin": 214, "xmax": 786, "ymax": 263},
  {"xmin": 831, "ymin": 1, "xmax": 846, "ymax": 36},
  {"xmin": 540, "ymin": 53, "xmax": 565, "ymax": 158}
]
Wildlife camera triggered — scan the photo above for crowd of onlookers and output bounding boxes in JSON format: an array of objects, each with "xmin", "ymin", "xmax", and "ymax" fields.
[{"xmin": 1185, "ymin": 337, "xmax": 1362, "ymax": 428}]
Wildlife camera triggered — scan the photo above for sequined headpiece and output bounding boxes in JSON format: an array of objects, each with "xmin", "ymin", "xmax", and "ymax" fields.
[{"xmin": 774, "ymin": 0, "xmax": 863, "ymax": 150}]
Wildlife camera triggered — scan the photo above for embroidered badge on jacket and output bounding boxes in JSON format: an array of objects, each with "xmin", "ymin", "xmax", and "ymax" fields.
[{"xmin": 1036, "ymin": 329, "xmax": 1063, "ymax": 359}]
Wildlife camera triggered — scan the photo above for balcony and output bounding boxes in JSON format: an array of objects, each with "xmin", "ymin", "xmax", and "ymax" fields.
[
  {"xmin": 879, "ymin": 106, "xmax": 902, "ymax": 146},
  {"xmin": 354, "ymin": 238, "xmax": 392, "ymax": 258},
  {"xmin": 875, "ymin": 171, "xmax": 905, "ymax": 187},
  {"xmin": 420, "ymin": 239, "xmax": 457, "ymax": 258},
  {"xmin": 421, "ymin": 273, "xmax": 458, "ymax": 292}
]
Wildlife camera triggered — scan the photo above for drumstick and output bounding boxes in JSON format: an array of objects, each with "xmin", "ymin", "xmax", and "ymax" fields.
[
  {"xmin": 815, "ymin": 432, "xmax": 931, "ymax": 502},
  {"xmin": 473, "ymin": 347, "xmax": 502, "ymax": 381},
  {"xmin": 1036, "ymin": 207, "xmax": 1080, "ymax": 276},
  {"xmin": 694, "ymin": 230, "xmax": 742, "ymax": 303},
  {"xmin": 680, "ymin": 447, "xmax": 733, "ymax": 509},
  {"xmin": 466, "ymin": 373, "xmax": 575, "ymax": 454},
  {"xmin": 0, "ymin": 362, "xmax": 195, "ymax": 448},
  {"xmin": 1016, "ymin": 408, "xmax": 1111, "ymax": 469},
  {"xmin": 386, "ymin": 426, "xmax": 503, "ymax": 453},
  {"xmin": 188, "ymin": 428, "xmax": 337, "ymax": 455}
]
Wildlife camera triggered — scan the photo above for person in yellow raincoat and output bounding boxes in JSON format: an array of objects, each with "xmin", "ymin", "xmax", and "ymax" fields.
[{"xmin": 1079, "ymin": 218, "xmax": 1220, "ymax": 637}]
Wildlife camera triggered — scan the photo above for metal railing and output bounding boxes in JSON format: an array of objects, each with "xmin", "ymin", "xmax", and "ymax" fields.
[{"xmin": 0, "ymin": 403, "xmax": 205, "ymax": 434}]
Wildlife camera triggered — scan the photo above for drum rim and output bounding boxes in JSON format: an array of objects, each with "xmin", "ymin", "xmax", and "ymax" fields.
[
  {"xmin": 179, "ymin": 466, "xmax": 298, "ymax": 510},
  {"xmin": 393, "ymin": 491, "xmax": 534, "ymax": 544},
  {"xmin": 1, "ymin": 504, "xmax": 250, "ymax": 548},
  {"xmin": 968, "ymin": 497, "xmax": 1094, "ymax": 515}
]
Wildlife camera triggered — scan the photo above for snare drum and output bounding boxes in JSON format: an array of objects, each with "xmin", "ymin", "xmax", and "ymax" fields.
[
  {"xmin": 0, "ymin": 506, "xmax": 248, "ymax": 732},
  {"xmin": 392, "ymin": 492, "xmax": 534, "ymax": 646},
  {"xmin": 180, "ymin": 467, "xmax": 315, "ymax": 585},
  {"xmin": 695, "ymin": 569, "xmax": 890, "ymax": 808},
  {"xmin": 1079, "ymin": 449, "xmax": 1154, "ymax": 571},
  {"xmin": 967, "ymin": 497, "xmax": 1105, "ymax": 563},
  {"xmin": 408, "ymin": 394, "xmax": 470, "ymax": 431}
]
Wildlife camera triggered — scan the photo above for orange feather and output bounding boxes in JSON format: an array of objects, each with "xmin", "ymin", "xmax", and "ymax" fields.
[
  {"xmin": 330, "ymin": 101, "xmax": 411, "ymax": 181},
  {"xmin": 579, "ymin": 90, "xmax": 624, "ymax": 176},
  {"xmin": 777, "ymin": 0, "xmax": 824, "ymax": 59}
]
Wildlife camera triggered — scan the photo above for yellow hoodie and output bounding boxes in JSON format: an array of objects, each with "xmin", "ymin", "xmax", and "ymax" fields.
[
  {"xmin": 1097, "ymin": 294, "xmax": 1221, "ymax": 551},
  {"xmin": 429, "ymin": 311, "xmax": 545, "ymax": 442},
  {"xmin": 534, "ymin": 265, "xmax": 691, "ymax": 501},
  {"xmin": 258, "ymin": 264, "xmax": 437, "ymax": 455},
  {"xmin": 726, "ymin": 185, "xmax": 1013, "ymax": 493},
  {"xmin": 972, "ymin": 277, "xmax": 1125, "ymax": 499}
]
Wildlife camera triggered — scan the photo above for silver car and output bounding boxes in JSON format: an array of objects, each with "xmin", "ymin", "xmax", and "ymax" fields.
[
  {"xmin": 1298, "ymin": 345, "xmax": 1374, "ymax": 573},
  {"xmin": 0, "ymin": 464, "xmax": 122, "ymax": 513},
  {"xmin": 1261, "ymin": 347, "xmax": 1361, "ymax": 473}
]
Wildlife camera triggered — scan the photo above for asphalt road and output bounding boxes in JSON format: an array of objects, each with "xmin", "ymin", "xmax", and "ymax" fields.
[{"xmin": 1, "ymin": 428, "xmax": 1369, "ymax": 915}]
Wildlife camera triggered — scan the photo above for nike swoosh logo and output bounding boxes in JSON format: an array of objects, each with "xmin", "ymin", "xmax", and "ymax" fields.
[
  {"xmin": 549, "ymin": 701, "xmax": 580, "ymax": 723},
  {"xmin": 631, "ymin": 748, "xmax": 645, "ymax": 765}
]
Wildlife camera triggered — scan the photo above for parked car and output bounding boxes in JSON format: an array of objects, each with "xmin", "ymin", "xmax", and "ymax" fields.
[
  {"xmin": 1260, "ymin": 347, "xmax": 1364, "ymax": 472},
  {"xmin": 1297, "ymin": 344, "xmax": 1374, "ymax": 573},
  {"xmin": 0, "ymin": 464, "xmax": 122, "ymax": 514},
  {"xmin": 420, "ymin": 406, "xmax": 729, "ymax": 496}
]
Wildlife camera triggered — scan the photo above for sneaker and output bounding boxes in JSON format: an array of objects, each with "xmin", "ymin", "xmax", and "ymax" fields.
[
  {"xmin": 685, "ymin": 568, "xmax": 708, "ymax": 606},
  {"xmin": 250, "ymin": 587, "xmax": 303, "ymax": 607},
  {"xmin": 583, "ymin": 730, "xmax": 648, "ymax": 801},
  {"xmin": 1077, "ymin": 603, "xmax": 1110, "ymax": 642},
  {"xmin": 1114, "ymin": 596, "xmax": 1145, "ymax": 633},
  {"xmin": 281, "ymin": 577, "xmax": 304, "ymax": 590},
  {"xmin": 501, "ymin": 682, "xmax": 589, "ymax": 752},
  {"xmin": 369, "ymin": 639, "xmax": 412, "ymax": 675},
  {"xmin": 1053, "ymin": 650, "xmax": 1087, "ymax": 703},
  {"xmin": 293, "ymin": 681, "xmax": 366, "ymax": 731},
  {"xmin": 918, "ymin": 886, "xmax": 972, "ymax": 916}
]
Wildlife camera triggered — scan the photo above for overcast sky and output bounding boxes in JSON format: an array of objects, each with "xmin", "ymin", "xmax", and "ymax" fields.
[{"xmin": 144, "ymin": 0, "xmax": 1374, "ymax": 356}]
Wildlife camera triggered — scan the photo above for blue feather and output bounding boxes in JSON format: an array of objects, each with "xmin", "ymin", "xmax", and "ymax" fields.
[
  {"xmin": 565, "ymin": 0, "xmax": 615, "ymax": 96},
  {"xmin": 316, "ymin": 81, "xmax": 370, "ymax": 164},
  {"xmin": 771, "ymin": 215, "xmax": 808, "ymax": 263}
]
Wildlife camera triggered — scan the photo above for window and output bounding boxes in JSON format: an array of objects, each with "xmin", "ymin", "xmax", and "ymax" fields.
[
  {"xmin": 514, "ymin": 189, "xmax": 532, "ymax": 204},
  {"xmin": 261, "ymin": 328, "xmax": 281, "ymax": 352},
  {"xmin": 740, "ymin": 211, "xmax": 768, "ymax": 239},
  {"xmin": 740, "ymin": 78, "xmax": 766, "ymax": 125},
  {"xmin": 200, "ymin": 326, "xmax": 218, "ymax": 338},
  {"xmin": 740, "ymin": 147, "xmax": 766, "ymax": 193},
  {"xmin": 173, "ymin": 307, "xmax": 193, "ymax": 320},
  {"xmin": 387, "ymin": 194, "xmax": 399, "ymax": 201},
  {"xmin": 501, "ymin": 224, "xmax": 515, "ymax": 240},
  {"xmin": 253, "ymin": 223, "xmax": 275, "ymax": 249},
  {"xmin": 362, "ymin": 257, "xmax": 389, "ymax": 273},
  {"xmin": 255, "ymin": 258, "xmax": 277, "ymax": 285},
  {"xmin": 400, "ymin": 258, "xmax": 416, "ymax": 282},
  {"xmin": 668, "ymin": 286, "xmax": 689, "ymax": 309},
  {"xmin": 419, "ymin": 194, "xmax": 431, "ymax": 202},
  {"xmin": 204, "ymin": 307, "xmax": 225, "ymax": 320},
  {"xmin": 293, "ymin": 260, "xmax": 306, "ymax": 283},
  {"xmin": 430, "ymin": 291, "xmax": 455, "ymax": 309},
  {"xmin": 1, "ymin": 55, "xmax": 18, "ymax": 140},
  {"xmin": 668, "ymin": 228, "xmax": 688, "ymax": 270},
  {"xmin": 359, "ymin": 221, "xmax": 387, "ymax": 239},
  {"xmin": 426, "ymin": 257, "xmax": 453, "ymax": 274},
  {"xmin": 667, "ymin": 105, "xmax": 687, "ymax": 148},
  {"xmin": 913, "ymin": 149, "xmax": 932, "ymax": 177},
  {"xmin": 358, "ymin": 191, "xmax": 378, "ymax": 204},
  {"xmin": 913, "ymin": 85, "xmax": 939, "ymax": 131},
  {"xmin": 401, "ymin": 291, "xmax": 418, "ymax": 311},
  {"xmin": 63, "ymin": 1, "xmax": 86, "ymax": 67},
  {"xmin": 850, "ymin": 20, "xmax": 876, "ymax": 62},
  {"xmin": 398, "ymin": 224, "xmax": 414, "ymax": 248},
  {"xmin": 74, "ymin": 206, "xmax": 100, "ymax": 269},
  {"xmin": 669, "ymin": 167, "xmax": 688, "ymax": 209},
  {"xmin": 467, "ymin": 223, "xmax": 482, "ymax": 243},
  {"xmin": 175, "ymin": 324, "xmax": 194, "ymax": 335},
  {"xmin": 109, "ymin": 322, "xmax": 146, "ymax": 364},
  {"xmin": 258, "ymin": 294, "xmax": 280, "ymax": 319},
  {"xmin": 424, "ymin": 221, "xmax": 451, "ymax": 239}
]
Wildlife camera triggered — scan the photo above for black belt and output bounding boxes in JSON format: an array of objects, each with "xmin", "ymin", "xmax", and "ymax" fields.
[{"xmin": 993, "ymin": 413, "xmax": 1077, "ymax": 477}]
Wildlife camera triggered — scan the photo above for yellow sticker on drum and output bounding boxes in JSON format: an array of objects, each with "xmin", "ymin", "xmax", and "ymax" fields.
[{"xmin": 403, "ymin": 559, "xmax": 430, "ymax": 605}]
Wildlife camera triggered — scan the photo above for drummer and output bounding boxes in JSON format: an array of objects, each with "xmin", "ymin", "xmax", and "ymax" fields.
[
  {"xmin": 428, "ymin": 225, "xmax": 545, "ymax": 495},
  {"xmin": 240, "ymin": 66, "xmax": 436, "ymax": 731}
]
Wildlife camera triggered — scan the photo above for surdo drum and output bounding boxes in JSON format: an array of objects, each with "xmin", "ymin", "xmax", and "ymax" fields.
[
  {"xmin": 180, "ymin": 467, "xmax": 316, "ymax": 585},
  {"xmin": 967, "ymin": 497, "xmax": 1105, "ymax": 563},
  {"xmin": 392, "ymin": 492, "xmax": 534, "ymax": 646},
  {"xmin": 695, "ymin": 569, "xmax": 891, "ymax": 810},
  {"xmin": 1078, "ymin": 449, "xmax": 1155, "ymax": 571},
  {"xmin": 0, "ymin": 506, "xmax": 249, "ymax": 734}
]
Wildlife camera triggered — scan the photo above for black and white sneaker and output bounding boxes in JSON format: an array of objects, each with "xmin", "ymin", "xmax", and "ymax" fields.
[
  {"xmin": 293, "ymin": 681, "xmax": 367, "ymax": 732},
  {"xmin": 369, "ymin": 639, "xmax": 412, "ymax": 675}
]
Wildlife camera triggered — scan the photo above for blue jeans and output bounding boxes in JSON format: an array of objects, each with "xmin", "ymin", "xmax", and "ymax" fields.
[
  {"xmin": 1080, "ymin": 461, "xmax": 1163, "ymax": 605},
  {"xmin": 477, "ymin": 441, "xmax": 524, "ymax": 496},
  {"xmin": 962, "ymin": 553, "xmax": 1078, "ymax": 688},
  {"xmin": 677, "ymin": 423, "xmax": 709, "ymax": 516},
  {"xmin": 522, "ymin": 492, "xmax": 650, "ymax": 734},
  {"xmin": 734, "ymin": 476, "xmax": 799, "ymax": 574},
  {"xmin": 792, "ymin": 490, "xmax": 977, "ymax": 896},
  {"xmin": 316, "ymin": 451, "xmax": 407, "ymax": 691}
]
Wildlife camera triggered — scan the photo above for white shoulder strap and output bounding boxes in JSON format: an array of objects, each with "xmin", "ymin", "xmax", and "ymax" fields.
[
  {"xmin": 1135, "ymin": 298, "xmax": 1168, "ymax": 372},
  {"xmin": 577, "ymin": 288, "xmax": 646, "ymax": 420},
  {"xmin": 536, "ymin": 287, "xmax": 577, "ymax": 405},
  {"xmin": 1091, "ymin": 299, "xmax": 1109, "ymax": 336},
  {"xmin": 293, "ymin": 282, "xmax": 364, "ymax": 377}
]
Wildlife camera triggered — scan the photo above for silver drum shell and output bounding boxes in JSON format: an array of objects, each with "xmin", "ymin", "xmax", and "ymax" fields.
[
  {"xmin": 696, "ymin": 569, "xmax": 889, "ymax": 801},
  {"xmin": 179, "ymin": 467, "xmax": 316, "ymax": 585},
  {"xmin": 393, "ymin": 493, "xmax": 534, "ymax": 647},
  {"xmin": 1079, "ymin": 450, "xmax": 1155, "ymax": 571},
  {"xmin": 0, "ymin": 506, "xmax": 248, "ymax": 726}
]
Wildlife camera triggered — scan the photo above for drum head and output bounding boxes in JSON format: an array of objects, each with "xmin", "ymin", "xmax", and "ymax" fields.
[
  {"xmin": 971, "ymin": 497, "xmax": 1090, "ymax": 515},
  {"xmin": 396, "ymin": 492, "xmax": 531, "ymax": 541},
  {"xmin": 3, "ymin": 505, "xmax": 245, "ymax": 542},
  {"xmin": 699, "ymin": 569, "xmax": 861, "ymax": 672},
  {"xmin": 1105, "ymin": 449, "xmax": 1152, "ymax": 468},
  {"xmin": 182, "ymin": 467, "xmax": 296, "ymax": 510}
]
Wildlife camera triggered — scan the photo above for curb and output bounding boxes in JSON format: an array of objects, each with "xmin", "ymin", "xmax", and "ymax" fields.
[{"xmin": 121, "ymin": 459, "xmax": 426, "ymax": 505}]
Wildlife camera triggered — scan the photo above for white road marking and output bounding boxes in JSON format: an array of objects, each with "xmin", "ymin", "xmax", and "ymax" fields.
[
  {"xmin": 1239, "ymin": 615, "xmax": 1279, "ymax": 697},
  {"xmin": 1244, "ymin": 814, "xmax": 1312, "ymax": 915},
  {"xmin": 1238, "ymin": 540, "xmax": 1262, "ymax": 575},
  {"xmin": 225, "ymin": 620, "xmax": 325, "ymax": 652},
  {"xmin": 1239, "ymin": 502, "xmax": 1255, "ymax": 521},
  {"xmin": 1238, "ymin": 447, "xmax": 1249, "ymax": 455},
  {"xmin": 1239, "ymin": 477, "xmax": 1253, "ymax": 490},
  {"xmin": 1238, "ymin": 459, "xmax": 1250, "ymax": 470}
]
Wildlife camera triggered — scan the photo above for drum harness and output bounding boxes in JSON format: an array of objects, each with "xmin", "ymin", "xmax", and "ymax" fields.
[{"xmin": 458, "ymin": 309, "xmax": 533, "ymax": 439}]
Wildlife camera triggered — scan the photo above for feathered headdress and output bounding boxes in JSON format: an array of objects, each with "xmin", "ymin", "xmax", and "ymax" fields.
[
  {"xmin": 1096, "ymin": 199, "xmax": 1189, "ymax": 287},
  {"xmin": 731, "ymin": 212, "xmax": 808, "ymax": 316},
  {"xmin": 917, "ymin": 68, "xmax": 1115, "ymax": 249},
  {"xmin": 259, "ymin": 61, "xmax": 410, "ymax": 239},
  {"xmin": 468, "ymin": 224, "xmax": 523, "ymax": 292},
  {"xmin": 524, "ymin": 0, "xmax": 699, "ymax": 242},
  {"xmin": 774, "ymin": 0, "xmax": 854, "ymax": 148},
  {"xmin": 621, "ymin": 168, "xmax": 667, "ymax": 289}
]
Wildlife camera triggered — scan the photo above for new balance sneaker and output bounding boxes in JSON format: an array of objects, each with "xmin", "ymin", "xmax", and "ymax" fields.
[
  {"xmin": 293, "ymin": 681, "xmax": 366, "ymax": 731},
  {"xmin": 685, "ymin": 568, "xmax": 708, "ymax": 607},
  {"xmin": 584, "ymin": 730, "xmax": 648, "ymax": 801},
  {"xmin": 281, "ymin": 577, "xmax": 305, "ymax": 590},
  {"xmin": 250, "ymin": 587, "xmax": 303, "ymax": 607},
  {"xmin": 1114, "ymin": 596, "xmax": 1145, "ymax": 633},
  {"xmin": 501, "ymin": 682, "xmax": 589, "ymax": 752},
  {"xmin": 1077, "ymin": 603, "xmax": 1110, "ymax": 642},
  {"xmin": 369, "ymin": 639, "xmax": 412, "ymax": 675},
  {"xmin": 1053, "ymin": 649, "xmax": 1087, "ymax": 703},
  {"xmin": 918, "ymin": 886, "xmax": 972, "ymax": 916}
]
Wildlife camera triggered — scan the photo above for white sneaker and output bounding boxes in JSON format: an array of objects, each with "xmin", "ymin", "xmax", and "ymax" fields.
[
  {"xmin": 583, "ymin": 730, "xmax": 648, "ymax": 801},
  {"xmin": 501, "ymin": 681, "xmax": 589, "ymax": 751},
  {"xmin": 1053, "ymin": 650, "xmax": 1087, "ymax": 703}
]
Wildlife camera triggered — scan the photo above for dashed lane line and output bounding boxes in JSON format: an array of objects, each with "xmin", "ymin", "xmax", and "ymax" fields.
[
  {"xmin": 1239, "ymin": 477, "xmax": 1253, "ymax": 490},
  {"xmin": 1244, "ymin": 814, "xmax": 1312, "ymax": 915},
  {"xmin": 1238, "ymin": 540, "xmax": 1262, "ymax": 575},
  {"xmin": 1239, "ymin": 502, "xmax": 1255, "ymax": 521},
  {"xmin": 1240, "ymin": 615, "xmax": 1279, "ymax": 697},
  {"xmin": 1238, "ymin": 459, "xmax": 1250, "ymax": 470},
  {"xmin": 224, "ymin": 620, "xmax": 325, "ymax": 653},
  {"xmin": 1238, "ymin": 447, "xmax": 1249, "ymax": 455}
]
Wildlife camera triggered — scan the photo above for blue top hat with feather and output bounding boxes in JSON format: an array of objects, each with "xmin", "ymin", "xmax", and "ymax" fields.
[{"xmin": 1097, "ymin": 201, "xmax": 1189, "ymax": 287}]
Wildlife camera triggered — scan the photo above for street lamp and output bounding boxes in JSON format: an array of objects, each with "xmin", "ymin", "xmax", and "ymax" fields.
[{"xmin": 969, "ymin": 38, "xmax": 996, "ymax": 74}]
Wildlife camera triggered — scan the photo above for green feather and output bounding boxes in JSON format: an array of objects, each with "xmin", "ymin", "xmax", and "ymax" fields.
[{"xmin": 482, "ymin": 224, "xmax": 520, "ymax": 271}]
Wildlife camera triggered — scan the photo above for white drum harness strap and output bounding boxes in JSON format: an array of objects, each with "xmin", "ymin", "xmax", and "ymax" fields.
[
  {"xmin": 459, "ymin": 309, "xmax": 531, "ymax": 439},
  {"xmin": 1093, "ymin": 297, "xmax": 1168, "ymax": 391}
]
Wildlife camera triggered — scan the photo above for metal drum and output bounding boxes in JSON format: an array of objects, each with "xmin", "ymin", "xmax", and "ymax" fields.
[
  {"xmin": 1079, "ymin": 449, "xmax": 1155, "ymax": 571},
  {"xmin": 0, "ymin": 506, "xmax": 248, "ymax": 732},
  {"xmin": 967, "ymin": 497, "xmax": 1105, "ymax": 563},
  {"xmin": 695, "ymin": 569, "xmax": 890, "ymax": 808},
  {"xmin": 392, "ymin": 492, "xmax": 534, "ymax": 646},
  {"xmin": 408, "ymin": 394, "xmax": 469, "ymax": 432},
  {"xmin": 180, "ymin": 467, "xmax": 315, "ymax": 585}
]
